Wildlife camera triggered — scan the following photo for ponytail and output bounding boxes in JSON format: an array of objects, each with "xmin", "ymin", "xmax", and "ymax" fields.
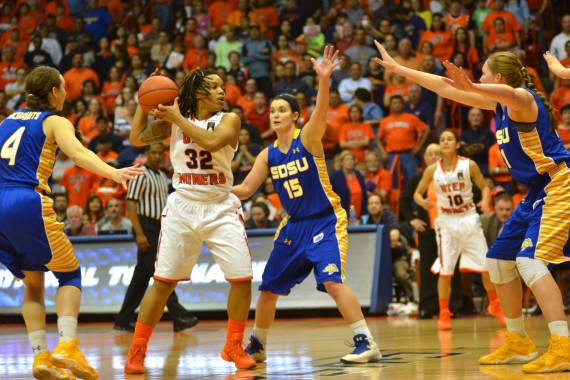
[{"xmin": 520, "ymin": 66, "xmax": 557, "ymax": 132}]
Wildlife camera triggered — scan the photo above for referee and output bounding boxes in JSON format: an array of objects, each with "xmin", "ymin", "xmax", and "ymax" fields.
[{"xmin": 114, "ymin": 143, "xmax": 198, "ymax": 332}]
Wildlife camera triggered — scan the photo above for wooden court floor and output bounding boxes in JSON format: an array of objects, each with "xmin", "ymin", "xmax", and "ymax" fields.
[{"xmin": 1, "ymin": 315, "xmax": 570, "ymax": 380}]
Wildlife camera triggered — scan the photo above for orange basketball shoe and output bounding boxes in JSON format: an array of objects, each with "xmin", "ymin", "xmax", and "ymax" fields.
[
  {"xmin": 124, "ymin": 338, "xmax": 147, "ymax": 375},
  {"xmin": 438, "ymin": 310, "xmax": 452, "ymax": 331},
  {"xmin": 221, "ymin": 333, "xmax": 257, "ymax": 369},
  {"xmin": 488, "ymin": 299, "xmax": 506, "ymax": 325}
]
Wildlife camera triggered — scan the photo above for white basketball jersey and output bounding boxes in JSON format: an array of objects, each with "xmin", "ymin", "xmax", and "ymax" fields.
[
  {"xmin": 433, "ymin": 156, "xmax": 476, "ymax": 216},
  {"xmin": 170, "ymin": 112, "xmax": 236, "ymax": 201}
]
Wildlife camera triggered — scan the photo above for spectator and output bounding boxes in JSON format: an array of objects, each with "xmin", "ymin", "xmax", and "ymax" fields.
[
  {"xmin": 52, "ymin": 151, "xmax": 75, "ymax": 194},
  {"xmin": 68, "ymin": 17, "xmax": 94, "ymax": 50},
  {"xmin": 485, "ymin": 17, "xmax": 517, "ymax": 55},
  {"xmin": 378, "ymin": 95, "xmax": 430, "ymax": 183},
  {"xmin": 231, "ymin": 105, "xmax": 264, "ymax": 146},
  {"xmin": 0, "ymin": 46, "xmax": 27, "ymax": 92},
  {"xmin": 253, "ymin": 0, "xmax": 280, "ymax": 42},
  {"xmin": 271, "ymin": 34, "xmax": 298, "ymax": 70},
  {"xmin": 53, "ymin": 193, "xmax": 69, "ymax": 224},
  {"xmin": 353, "ymin": 87, "xmax": 384, "ymax": 129},
  {"xmin": 82, "ymin": 0, "xmax": 113, "ymax": 43},
  {"xmin": 460, "ymin": 108, "xmax": 495, "ymax": 176},
  {"xmin": 5, "ymin": 67, "xmax": 26, "ymax": 110},
  {"xmin": 215, "ymin": 24, "xmax": 243, "ymax": 70},
  {"xmin": 97, "ymin": 197, "xmax": 132, "ymax": 234},
  {"xmin": 482, "ymin": 0, "xmax": 522, "ymax": 51},
  {"xmin": 176, "ymin": 18, "xmax": 196, "ymax": 51},
  {"xmin": 453, "ymin": 27, "xmax": 481, "ymax": 78},
  {"xmin": 393, "ymin": 5, "xmax": 427, "ymax": 49},
  {"xmin": 182, "ymin": 33, "xmax": 208, "ymax": 73},
  {"xmin": 384, "ymin": 73, "xmax": 410, "ymax": 107},
  {"xmin": 84, "ymin": 195, "xmax": 105, "ymax": 230},
  {"xmin": 488, "ymin": 143, "xmax": 514, "ymax": 194},
  {"xmin": 78, "ymin": 79, "xmax": 104, "ymax": 109},
  {"xmin": 549, "ymin": 14, "xmax": 570, "ymax": 60},
  {"xmin": 473, "ymin": 0, "xmax": 492, "ymax": 51},
  {"xmin": 228, "ymin": 51, "xmax": 249, "ymax": 90},
  {"xmin": 241, "ymin": 23, "xmax": 273, "ymax": 98},
  {"xmin": 244, "ymin": 202, "xmax": 280, "ymax": 229},
  {"xmin": 480, "ymin": 192, "xmax": 514, "ymax": 249},
  {"xmin": 338, "ymin": 104, "xmax": 374, "ymax": 163},
  {"xmin": 60, "ymin": 164, "xmax": 98, "ymax": 208},
  {"xmin": 504, "ymin": 0, "xmax": 531, "ymax": 36},
  {"xmin": 331, "ymin": 53, "xmax": 351, "ymax": 90},
  {"xmin": 294, "ymin": 91, "xmax": 311, "ymax": 127},
  {"xmin": 125, "ymin": 53, "xmax": 152, "ymax": 87},
  {"xmin": 384, "ymin": 38, "xmax": 421, "ymax": 86},
  {"xmin": 62, "ymin": 53, "xmax": 100, "ymax": 101},
  {"xmin": 274, "ymin": 60, "xmax": 308, "ymax": 98},
  {"xmin": 246, "ymin": 91, "xmax": 272, "ymax": 141},
  {"xmin": 77, "ymin": 98, "xmax": 106, "ymax": 142},
  {"xmin": 227, "ymin": 0, "xmax": 263, "ymax": 32},
  {"xmin": 232, "ymin": 128, "xmax": 262, "ymax": 185},
  {"xmin": 279, "ymin": 0, "xmax": 304, "ymax": 38},
  {"xmin": 95, "ymin": 135, "xmax": 118, "ymax": 163},
  {"xmin": 89, "ymin": 115, "xmax": 123, "ymax": 153},
  {"xmin": 325, "ymin": 88, "xmax": 350, "ymax": 138},
  {"xmin": 338, "ymin": 62, "xmax": 372, "ymax": 105},
  {"xmin": 404, "ymin": 83, "xmax": 434, "ymax": 128},
  {"xmin": 150, "ymin": 31, "xmax": 172, "ymax": 65},
  {"xmin": 236, "ymin": 78, "xmax": 257, "ymax": 115},
  {"xmin": 418, "ymin": 13, "xmax": 453, "ymax": 63},
  {"xmin": 444, "ymin": 0, "xmax": 475, "ymax": 40},
  {"xmin": 208, "ymin": 0, "xmax": 237, "ymax": 31},
  {"xmin": 344, "ymin": 28, "xmax": 377, "ymax": 69},
  {"xmin": 24, "ymin": 35, "xmax": 55, "ymax": 69},
  {"xmin": 365, "ymin": 193, "xmax": 415, "ymax": 302},
  {"xmin": 64, "ymin": 205, "xmax": 96, "ymax": 236},
  {"xmin": 363, "ymin": 150, "xmax": 391, "ymax": 202},
  {"xmin": 100, "ymin": 66, "xmax": 122, "ymax": 115},
  {"xmin": 330, "ymin": 150, "xmax": 368, "ymax": 219}
]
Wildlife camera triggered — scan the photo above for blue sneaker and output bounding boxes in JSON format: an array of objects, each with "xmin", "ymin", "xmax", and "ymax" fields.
[
  {"xmin": 244, "ymin": 335, "xmax": 266, "ymax": 362},
  {"xmin": 340, "ymin": 334, "xmax": 382, "ymax": 364}
]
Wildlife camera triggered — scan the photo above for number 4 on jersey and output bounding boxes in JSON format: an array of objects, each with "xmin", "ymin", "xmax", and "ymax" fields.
[{"xmin": 1, "ymin": 126, "xmax": 25, "ymax": 166}]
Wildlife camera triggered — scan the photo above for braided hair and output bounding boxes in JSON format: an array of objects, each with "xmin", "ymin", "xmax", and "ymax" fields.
[
  {"xmin": 178, "ymin": 68, "xmax": 218, "ymax": 118},
  {"xmin": 486, "ymin": 52, "xmax": 557, "ymax": 132}
]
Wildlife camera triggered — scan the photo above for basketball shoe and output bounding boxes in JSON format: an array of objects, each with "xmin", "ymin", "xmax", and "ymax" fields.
[
  {"xmin": 124, "ymin": 338, "xmax": 147, "ymax": 375},
  {"xmin": 32, "ymin": 351, "xmax": 76, "ymax": 380},
  {"xmin": 221, "ymin": 333, "xmax": 257, "ymax": 369},
  {"xmin": 52, "ymin": 339, "xmax": 99, "ymax": 380},
  {"xmin": 244, "ymin": 335, "xmax": 266, "ymax": 362},
  {"xmin": 479, "ymin": 331, "xmax": 538, "ymax": 365},
  {"xmin": 340, "ymin": 334, "xmax": 382, "ymax": 363},
  {"xmin": 522, "ymin": 334, "xmax": 570, "ymax": 373}
]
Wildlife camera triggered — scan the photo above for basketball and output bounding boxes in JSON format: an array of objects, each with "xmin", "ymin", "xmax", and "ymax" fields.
[{"xmin": 137, "ymin": 76, "xmax": 179, "ymax": 114}]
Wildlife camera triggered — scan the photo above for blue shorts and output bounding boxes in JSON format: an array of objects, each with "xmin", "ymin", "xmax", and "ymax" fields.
[
  {"xmin": 259, "ymin": 210, "xmax": 348, "ymax": 295},
  {"xmin": 487, "ymin": 179, "xmax": 570, "ymax": 264},
  {"xmin": 0, "ymin": 188, "xmax": 78, "ymax": 278}
]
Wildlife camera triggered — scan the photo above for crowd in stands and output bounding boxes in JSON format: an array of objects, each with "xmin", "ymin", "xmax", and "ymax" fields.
[{"xmin": 1, "ymin": 1, "xmax": 569, "ymax": 302}]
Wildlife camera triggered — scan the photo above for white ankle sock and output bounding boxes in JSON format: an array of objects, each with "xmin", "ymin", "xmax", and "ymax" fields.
[
  {"xmin": 350, "ymin": 319, "xmax": 372, "ymax": 339},
  {"xmin": 548, "ymin": 321, "xmax": 570, "ymax": 338},
  {"xmin": 504, "ymin": 316, "xmax": 526, "ymax": 337},
  {"xmin": 253, "ymin": 325, "xmax": 269, "ymax": 345},
  {"xmin": 58, "ymin": 316, "xmax": 78, "ymax": 343},
  {"xmin": 29, "ymin": 330, "xmax": 48, "ymax": 355}
]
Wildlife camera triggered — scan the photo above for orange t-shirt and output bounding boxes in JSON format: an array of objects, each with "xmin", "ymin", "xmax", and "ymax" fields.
[
  {"xmin": 364, "ymin": 168, "xmax": 391, "ymax": 195},
  {"xmin": 92, "ymin": 177, "xmax": 127, "ymax": 207},
  {"xmin": 77, "ymin": 116, "xmax": 99, "ymax": 142},
  {"xmin": 488, "ymin": 143, "xmax": 512, "ymax": 183},
  {"xmin": 208, "ymin": 1, "xmax": 237, "ymax": 30},
  {"xmin": 60, "ymin": 166, "xmax": 98, "ymax": 208},
  {"xmin": 225, "ymin": 83, "xmax": 242, "ymax": 107},
  {"xmin": 96, "ymin": 150, "xmax": 119, "ymax": 163},
  {"xmin": 338, "ymin": 122, "xmax": 375, "ymax": 162},
  {"xmin": 62, "ymin": 68, "xmax": 101, "ymax": 100},
  {"xmin": 346, "ymin": 174, "xmax": 363, "ymax": 218},
  {"xmin": 101, "ymin": 81, "xmax": 122, "ymax": 115},
  {"xmin": 253, "ymin": 5, "xmax": 280, "ymax": 41},
  {"xmin": 482, "ymin": 11, "xmax": 521, "ymax": 35},
  {"xmin": 326, "ymin": 104, "xmax": 350, "ymax": 135},
  {"xmin": 486, "ymin": 30, "xmax": 516, "ymax": 50},
  {"xmin": 418, "ymin": 30, "xmax": 454, "ymax": 62},
  {"xmin": 182, "ymin": 48, "xmax": 208, "ymax": 72},
  {"xmin": 378, "ymin": 113, "xmax": 427, "ymax": 153},
  {"xmin": 557, "ymin": 127, "xmax": 570, "ymax": 147},
  {"xmin": 236, "ymin": 94, "xmax": 255, "ymax": 115},
  {"xmin": 385, "ymin": 83, "xmax": 410, "ymax": 102}
]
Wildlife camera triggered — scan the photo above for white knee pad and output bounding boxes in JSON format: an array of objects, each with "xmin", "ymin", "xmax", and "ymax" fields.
[
  {"xmin": 486, "ymin": 258, "xmax": 518, "ymax": 284},
  {"xmin": 516, "ymin": 257, "xmax": 550, "ymax": 287}
]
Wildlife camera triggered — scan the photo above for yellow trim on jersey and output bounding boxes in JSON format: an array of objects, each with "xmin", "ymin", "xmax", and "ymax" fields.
[
  {"xmin": 36, "ymin": 139, "xmax": 58, "ymax": 194},
  {"xmin": 518, "ymin": 130, "xmax": 557, "ymax": 175},
  {"xmin": 274, "ymin": 215, "xmax": 289, "ymax": 241},
  {"xmin": 273, "ymin": 129, "xmax": 301, "ymax": 148},
  {"xmin": 536, "ymin": 168, "xmax": 570, "ymax": 263},
  {"xmin": 40, "ymin": 194, "xmax": 79, "ymax": 272},
  {"xmin": 314, "ymin": 155, "xmax": 348, "ymax": 279}
]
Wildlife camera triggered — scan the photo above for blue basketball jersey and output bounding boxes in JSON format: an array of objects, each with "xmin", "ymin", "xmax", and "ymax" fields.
[
  {"xmin": 268, "ymin": 129, "xmax": 342, "ymax": 219},
  {"xmin": 0, "ymin": 109, "xmax": 57, "ymax": 193},
  {"xmin": 495, "ymin": 88, "xmax": 570, "ymax": 186}
]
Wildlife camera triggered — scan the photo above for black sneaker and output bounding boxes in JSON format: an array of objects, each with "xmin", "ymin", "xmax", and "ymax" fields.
[
  {"xmin": 173, "ymin": 316, "xmax": 199, "ymax": 332},
  {"xmin": 113, "ymin": 321, "xmax": 136, "ymax": 332}
]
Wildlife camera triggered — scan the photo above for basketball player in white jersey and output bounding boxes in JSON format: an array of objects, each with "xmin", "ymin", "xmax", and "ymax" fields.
[
  {"xmin": 413, "ymin": 130, "xmax": 504, "ymax": 330},
  {"xmin": 124, "ymin": 69, "xmax": 256, "ymax": 374}
]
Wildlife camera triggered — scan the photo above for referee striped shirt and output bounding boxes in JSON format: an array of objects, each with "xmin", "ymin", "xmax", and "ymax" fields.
[{"xmin": 126, "ymin": 164, "xmax": 169, "ymax": 220}]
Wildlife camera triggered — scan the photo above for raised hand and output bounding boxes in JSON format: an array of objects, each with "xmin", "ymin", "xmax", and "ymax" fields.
[
  {"xmin": 113, "ymin": 163, "xmax": 145, "ymax": 189},
  {"xmin": 373, "ymin": 40, "xmax": 398, "ymax": 72},
  {"xmin": 544, "ymin": 51, "xmax": 568, "ymax": 78},
  {"xmin": 442, "ymin": 60, "xmax": 474, "ymax": 91},
  {"xmin": 311, "ymin": 45, "xmax": 340, "ymax": 79}
]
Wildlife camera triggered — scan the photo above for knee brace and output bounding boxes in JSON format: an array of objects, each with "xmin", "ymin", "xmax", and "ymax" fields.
[
  {"xmin": 486, "ymin": 258, "xmax": 518, "ymax": 284},
  {"xmin": 516, "ymin": 257, "xmax": 550, "ymax": 287},
  {"xmin": 52, "ymin": 267, "xmax": 82, "ymax": 290}
]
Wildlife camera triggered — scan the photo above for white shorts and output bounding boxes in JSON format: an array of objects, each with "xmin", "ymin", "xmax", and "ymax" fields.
[
  {"xmin": 155, "ymin": 191, "xmax": 252, "ymax": 282},
  {"xmin": 432, "ymin": 212, "xmax": 488, "ymax": 276}
]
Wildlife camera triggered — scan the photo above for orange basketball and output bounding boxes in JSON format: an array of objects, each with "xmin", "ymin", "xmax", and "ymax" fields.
[{"xmin": 137, "ymin": 76, "xmax": 179, "ymax": 114}]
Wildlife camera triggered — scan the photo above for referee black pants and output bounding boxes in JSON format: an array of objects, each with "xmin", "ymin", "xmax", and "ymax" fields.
[{"xmin": 115, "ymin": 216, "xmax": 188, "ymax": 324}]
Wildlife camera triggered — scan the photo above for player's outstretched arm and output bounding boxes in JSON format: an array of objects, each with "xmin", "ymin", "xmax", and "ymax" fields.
[
  {"xmin": 544, "ymin": 51, "xmax": 570, "ymax": 79},
  {"xmin": 232, "ymin": 149, "xmax": 270, "ymax": 200},
  {"xmin": 49, "ymin": 116, "xmax": 144, "ymax": 189},
  {"xmin": 301, "ymin": 46, "xmax": 340, "ymax": 156},
  {"xmin": 374, "ymin": 41, "xmax": 496, "ymax": 110}
]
